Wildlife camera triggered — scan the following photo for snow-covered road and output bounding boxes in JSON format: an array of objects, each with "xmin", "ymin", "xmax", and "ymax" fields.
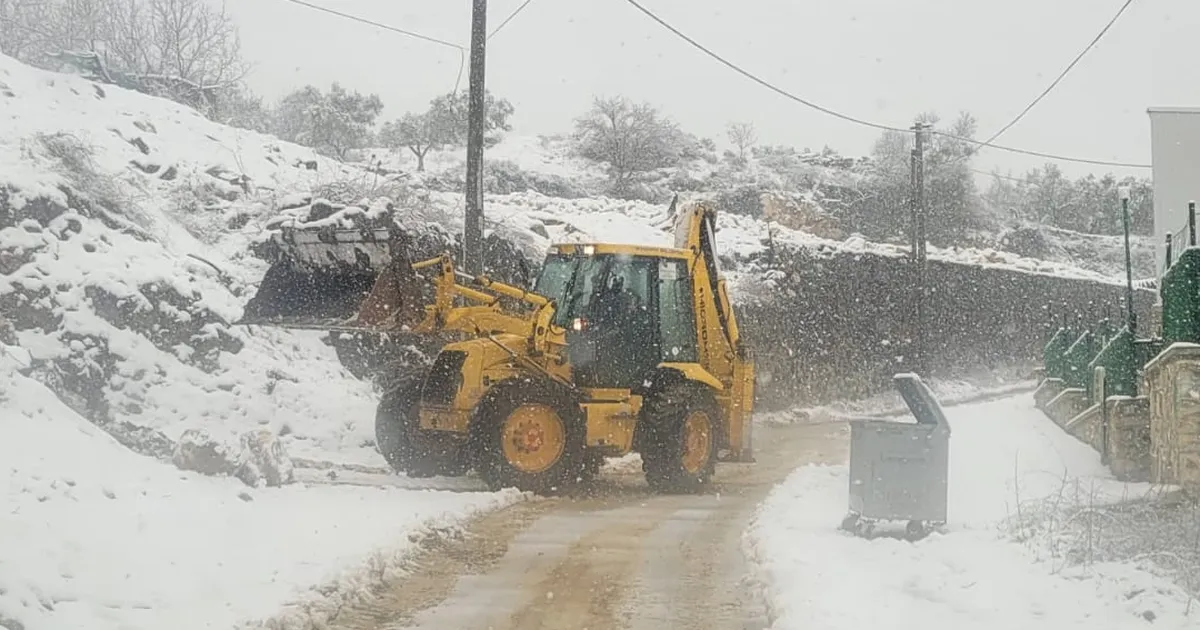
[{"xmin": 746, "ymin": 394, "xmax": 1196, "ymax": 629}]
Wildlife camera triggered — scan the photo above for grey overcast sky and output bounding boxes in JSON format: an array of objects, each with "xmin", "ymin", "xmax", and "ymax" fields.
[{"xmin": 226, "ymin": 0, "xmax": 1198, "ymax": 180}]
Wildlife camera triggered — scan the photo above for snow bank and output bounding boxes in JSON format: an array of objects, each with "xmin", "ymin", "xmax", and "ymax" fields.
[
  {"xmin": 0, "ymin": 356, "xmax": 523, "ymax": 630},
  {"xmin": 746, "ymin": 395, "xmax": 1195, "ymax": 629}
]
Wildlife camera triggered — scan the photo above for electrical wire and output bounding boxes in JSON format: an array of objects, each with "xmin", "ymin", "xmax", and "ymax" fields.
[
  {"xmin": 969, "ymin": 168, "xmax": 1028, "ymax": 184},
  {"xmin": 621, "ymin": 0, "xmax": 903, "ymax": 134},
  {"xmin": 489, "ymin": 0, "xmax": 536, "ymax": 40},
  {"xmin": 620, "ymin": 0, "xmax": 1150, "ymax": 169},
  {"xmin": 976, "ymin": 0, "xmax": 1137, "ymax": 150},
  {"xmin": 277, "ymin": 0, "xmax": 466, "ymax": 93}
]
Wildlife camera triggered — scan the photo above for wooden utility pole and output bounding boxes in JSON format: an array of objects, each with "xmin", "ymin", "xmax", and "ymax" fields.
[
  {"xmin": 910, "ymin": 122, "xmax": 929, "ymax": 374},
  {"xmin": 1119, "ymin": 186, "xmax": 1136, "ymax": 334},
  {"xmin": 463, "ymin": 0, "xmax": 488, "ymax": 275}
]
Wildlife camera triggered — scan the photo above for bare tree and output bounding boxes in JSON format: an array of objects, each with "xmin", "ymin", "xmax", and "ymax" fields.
[
  {"xmin": 0, "ymin": 0, "xmax": 53, "ymax": 60},
  {"xmin": 573, "ymin": 95, "xmax": 691, "ymax": 195},
  {"xmin": 727, "ymin": 122, "xmax": 756, "ymax": 161},
  {"xmin": 5, "ymin": 0, "xmax": 246, "ymax": 111},
  {"xmin": 141, "ymin": 0, "xmax": 245, "ymax": 86}
]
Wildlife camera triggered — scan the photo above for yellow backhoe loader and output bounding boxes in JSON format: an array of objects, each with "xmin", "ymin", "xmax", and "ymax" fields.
[{"xmin": 238, "ymin": 198, "xmax": 755, "ymax": 494}]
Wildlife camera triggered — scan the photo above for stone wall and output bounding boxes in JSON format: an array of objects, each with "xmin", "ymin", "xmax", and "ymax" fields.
[
  {"xmin": 1145, "ymin": 344, "xmax": 1200, "ymax": 492},
  {"xmin": 737, "ymin": 246, "xmax": 1156, "ymax": 409}
]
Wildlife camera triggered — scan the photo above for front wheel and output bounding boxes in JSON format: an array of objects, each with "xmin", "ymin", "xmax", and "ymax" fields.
[
  {"xmin": 469, "ymin": 378, "xmax": 586, "ymax": 494},
  {"xmin": 639, "ymin": 383, "xmax": 721, "ymax": 494}
]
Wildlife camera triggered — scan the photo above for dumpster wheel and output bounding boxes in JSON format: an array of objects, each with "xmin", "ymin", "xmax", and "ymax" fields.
[{"xmin": 839, "ymin": 513, "xmax": 875, "ymax": 537}]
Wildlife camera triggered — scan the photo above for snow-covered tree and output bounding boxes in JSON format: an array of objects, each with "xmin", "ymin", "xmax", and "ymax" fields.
[
  {"xmin": 572, "ymin": 95, "xmax": 695, "ymax": 196},
  {"xmin": 984, "ymin": 167, "xmax": 1153, "ymax": 236},
  {"xmin": 727, "ymin": 121, "xmax": 756, "ymax": 162},
  {"xmin": 852, "ymin": 111, "xmax": 980, "ymax": 244},
  {"xmin": 378, "ymin": 113, "xmax": 446, "ymax": 172},
  {"xmin": 378, "ymin": 89, "xmax": 514, "ymax": 171},
  {"xmin": 214, "ymin": 86, "xmax": 273, "ymax": 135},
  {"xmin": 427, "ymin": 89, "xmax": 515, "ymax": 148},
  {"xmin": 273, "ymin": 83, "xmax": 384, "ymax": 160},
  {"xmin": 4, "ymin": 0, "xmax": 247, "ymax": 113},
  {"xmin": 0, "ymin": 0, "xmax": 52, "ymax": 60}
]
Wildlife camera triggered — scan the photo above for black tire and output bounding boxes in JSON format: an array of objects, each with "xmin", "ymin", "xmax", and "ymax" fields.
[
  {"xmin": 468, "ymin": 377, "xmax": 586, "ymax": 494},
  {"xmin": 639, "ymin": 382, "xmax": 721, "ymax": 494},
  {"xmin": 581, "ymin": 451, "xmax": 604, "ymax": 481},
  {"xmin": 375, "ymin": 377, "xmax": 469, "ymax": 478}
]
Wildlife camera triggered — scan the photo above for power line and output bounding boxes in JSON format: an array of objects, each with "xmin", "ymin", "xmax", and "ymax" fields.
[
  {"xmin": 969, "ymin": 168, "xmax": 1028, "ymax": 184},
  {"xmin": 620, "ymin": 0, "xmax": 1150, "ymax": 170},
  {"xmin": 976, "ymin": 0, "xmax": 1137, "ymax": 150},
  {"xmin": 489, "ymin": 0, "xmax": 536, "ymax": 40},
  {"xmin": 620, "ymin": 0, "xmax": 902, "ymax": 134},
  {"xmin": 930, "ymin": 128, "xmax": 1148, "ymax": 168},
  {"xmin": 278, "ymin": 0, "xmax": 467, "ymax": 93},
  {"xmin": 279, "ymin": 0, "xmax": 460, "ymax": 49}
]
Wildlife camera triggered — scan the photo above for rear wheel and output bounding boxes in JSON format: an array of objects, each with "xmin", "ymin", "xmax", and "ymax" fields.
[
  {"xmin": 375, "ymin": 377, "xmax": 469, "ymax": 478},
  {"xmin": 469, "ymin": 378, "xmax": 586, "ymax": 494},
  {"xmin": 640, "ymin": 383, "xmax": 721, "ymax": 494}
]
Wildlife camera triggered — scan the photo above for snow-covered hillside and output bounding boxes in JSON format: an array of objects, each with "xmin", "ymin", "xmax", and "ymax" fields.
[
  {"xmin": 0, "ymin": 51, "xmax": 390, "ymax": 464},
  {"xmin": 0, "ymin": 49, "xmax": 1138, "ymax": 461}
]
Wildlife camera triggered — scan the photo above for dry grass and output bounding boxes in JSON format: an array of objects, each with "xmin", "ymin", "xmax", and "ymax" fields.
[{"xmin": 1006, "ymin": 467, "xmax": 1200, "ymax": 608}]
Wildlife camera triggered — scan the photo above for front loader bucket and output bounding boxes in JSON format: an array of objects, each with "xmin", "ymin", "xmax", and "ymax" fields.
[{"xmin": 239, "ymin": 225, "xmax": 426, "ymax": 331}]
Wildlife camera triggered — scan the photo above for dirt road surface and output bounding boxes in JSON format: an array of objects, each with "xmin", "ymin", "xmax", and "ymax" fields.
[{"xmin": 327, "ymin": 420, "xmax": 849, "ymax": 630}]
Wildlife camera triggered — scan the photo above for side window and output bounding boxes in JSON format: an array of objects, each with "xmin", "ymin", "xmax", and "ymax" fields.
[
  {"xmin": 534, "ymin": 257, "xmax": 574, "ymax": 304},
  {"xmin": 657, "ymin": 259, "xmax": 697, "ymax": 362}
]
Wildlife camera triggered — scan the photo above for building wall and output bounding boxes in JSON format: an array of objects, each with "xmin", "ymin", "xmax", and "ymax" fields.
[{"xmin": 1148, "ymin": 108, "xmax": 1200, "ymax": 275}]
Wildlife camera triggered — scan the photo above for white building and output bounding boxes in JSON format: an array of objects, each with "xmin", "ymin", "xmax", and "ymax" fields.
[{"xmin": 1148, "ymin": 107, "xmax": 1200, "ymax": 275}]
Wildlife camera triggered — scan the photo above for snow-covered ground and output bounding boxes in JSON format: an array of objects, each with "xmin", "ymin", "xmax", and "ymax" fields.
[
  {"xmin": 0, "ymin": 351, "xmax": 524, "ymax": 630},
  {"xmin": 0, "ymin": 49, "xmax": 1167, "ymax": 630},
  {"xmin": 746, "ymin": 394, "xmax": 1196, "ymax": 630}
]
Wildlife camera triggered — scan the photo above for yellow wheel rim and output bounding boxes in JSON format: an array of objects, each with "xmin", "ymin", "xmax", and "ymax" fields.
[
  {"xmin": 681, "ymin": 410, "xmax": 713, "ymax": 475},
  {"xmin": 501, "ymin": 403, "xmax": 566, "ymax": 474}
]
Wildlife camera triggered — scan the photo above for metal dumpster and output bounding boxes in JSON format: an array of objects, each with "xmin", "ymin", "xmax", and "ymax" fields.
[{"xmin": 840, "ymin": 373, "xmax": 951, "ymax": 539}]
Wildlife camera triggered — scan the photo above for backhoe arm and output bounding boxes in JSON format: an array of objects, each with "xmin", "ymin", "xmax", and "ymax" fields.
[
  {"xmin": 673, "ymin": 199, "xmax": 742, "ymax": 353},
  {"xmin": 365, "ymin": 252, "xmax": 564, "ymax": 359}
]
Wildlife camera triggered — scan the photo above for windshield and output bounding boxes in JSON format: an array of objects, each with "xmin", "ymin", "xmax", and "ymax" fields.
[
  {"xmin": 535, "ymin": 253, "xmax": 658, "ymax": 330},
  {"xmin": 536, "ymin": 254, "xmax": 610, "ymax": 329}
]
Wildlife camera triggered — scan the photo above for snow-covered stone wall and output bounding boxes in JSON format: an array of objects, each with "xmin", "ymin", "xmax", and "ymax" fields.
[{"xmin": 739, "ymin": 246, "xmax": 1156, "ymax": 408}]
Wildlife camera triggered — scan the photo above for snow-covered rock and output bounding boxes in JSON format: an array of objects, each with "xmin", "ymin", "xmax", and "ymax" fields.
[
  {"xmin": 235, "ymin": 428, "xmax": 295, "ymax": 488},
  {"xmin": 172, "ymin": 428, "xmax": 238, "ymax": 476}
]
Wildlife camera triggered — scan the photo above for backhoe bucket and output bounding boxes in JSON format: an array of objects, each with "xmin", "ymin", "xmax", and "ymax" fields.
[{"xmin": 239, "ymin": 226, "xmax": 426, "ymax": 331}]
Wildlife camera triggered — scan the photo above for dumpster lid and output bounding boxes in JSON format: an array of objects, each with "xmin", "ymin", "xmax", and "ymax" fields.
[{"xmin": 892, "ymin": 372, "xmax": 949, "ymax": 429}]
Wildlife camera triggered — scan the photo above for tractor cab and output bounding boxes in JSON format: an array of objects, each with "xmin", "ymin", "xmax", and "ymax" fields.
[{"xmin": 534, "ymin": 244, "xmax": 698, "ymax": 390}]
